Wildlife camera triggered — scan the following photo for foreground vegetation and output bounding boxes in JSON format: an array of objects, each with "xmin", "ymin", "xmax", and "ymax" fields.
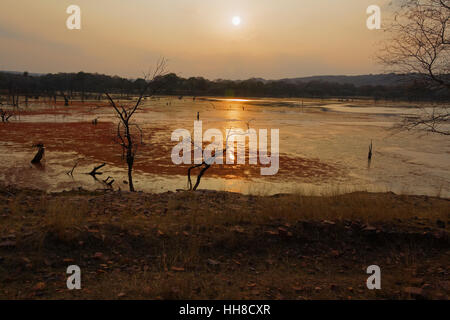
[{"xmin": 0, "ymin": 186, "xmax": 448, "ymax": 300}]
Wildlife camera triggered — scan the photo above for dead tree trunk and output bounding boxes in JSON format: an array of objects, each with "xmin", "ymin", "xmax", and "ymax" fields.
[
  {"xmin": 60, "ymin": 92, "xmax": 69, "ymax": 106},
  {"xmin": 31, "ymin": 144, "xmax": 45, "ymax": 164},
  {"xmin": 367, "ymin": 140, "xmax": 373, "ymax": 169},
  {"xmin": 188, "ymin": 162, "xmax": 211, "ymax": 191},
  {"xmin": 11, "ymin": 93, "xmax": 19, "ymax": 109},
  {"xmin": 185, "ymin": 123, "xmax": 251, "ymax": 191},
  {"xmin": 126, "ymin": 147, "xmax": 135, "ymax": 192},
  {"xmin": 103, "ymin": 176, "xmax": 115, "ymax": 187},
  {"xmin": 89, "ymin": 163, "xmax": 106, "ymax": 178},
  {"xmin": 0, "ymin": 109, "xmax": 13, "ymax": 122},
  {"xmin": 187, "ymin": 145, "xmax": 228, "ymax": 191},
  {"xmin": 66, "ymin": 160, "xmax": 79, "ymax": 176}
]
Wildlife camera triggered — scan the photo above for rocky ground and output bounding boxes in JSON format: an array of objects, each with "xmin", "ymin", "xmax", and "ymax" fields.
[{"xmin": 0, "ymin": 185, "xmax": 448, "ymax": 300}]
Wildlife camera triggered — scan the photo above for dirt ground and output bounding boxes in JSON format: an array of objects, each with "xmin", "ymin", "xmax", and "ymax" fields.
[{"xmin": 0, "ymin": 186, "xmax": 448, "ymax": 300}]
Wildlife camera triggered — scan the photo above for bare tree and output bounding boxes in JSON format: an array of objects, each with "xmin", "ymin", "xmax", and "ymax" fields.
[
  {"xmin": 60, "ymin": 91, "xmax": 70, "ymax": 106},
  {"xmin": 187, "ymin": 120, "xmax": 254, "ymax": 191},
  {"xmin": 105, "ymin": 59, "xmax": 167, "ymax": 192},
  {"xmin": 187, "ymin": 134, "xmax": 229, "ymax": 191},
  {"xmin": 379, "ymin": 0, "xmax": 450, "ymax": 135},
  {"xmin": 0, "ymin": 109, "xmax": 13, "ymax": 122}
]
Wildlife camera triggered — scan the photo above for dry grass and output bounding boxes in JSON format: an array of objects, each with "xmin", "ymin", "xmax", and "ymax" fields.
[
  {"xmin": 0, "ymin": 187, "xmax": 448, "ymax": 300},
  {"xmin": 1, "ymin": 193, "xmax": 89, "ymax": 248},
  {"xmin": 162, "ymin": 190, "xmax": 449, "ymax": 228},
  {"xmin": 42, "ymin": 199, "xmax": 89, "ymax": 243}
]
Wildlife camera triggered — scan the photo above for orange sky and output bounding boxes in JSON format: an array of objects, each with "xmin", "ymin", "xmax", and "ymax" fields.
[{"xmin": 0, "ymin": 0, "xmax": 397, "ymax": 79}]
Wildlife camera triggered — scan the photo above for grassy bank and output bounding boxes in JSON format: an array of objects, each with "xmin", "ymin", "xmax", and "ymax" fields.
[{"xmin": 0, "ymin": 186, "xmax": 448, "ymax": 300}]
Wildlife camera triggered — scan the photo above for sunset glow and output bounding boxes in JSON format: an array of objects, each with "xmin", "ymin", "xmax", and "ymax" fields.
[
  {"xmin": 0, "ymin": 0, "xmax": 395, "ymax": 79},
  {"xmin": 232, "ymin": 16, "xmax": 241, "ymax": 26}
]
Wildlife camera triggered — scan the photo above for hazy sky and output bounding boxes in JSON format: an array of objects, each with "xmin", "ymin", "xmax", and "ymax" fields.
[{"xmin": 0, "ymin": 0, "xmax": 396, "ymax": 79}]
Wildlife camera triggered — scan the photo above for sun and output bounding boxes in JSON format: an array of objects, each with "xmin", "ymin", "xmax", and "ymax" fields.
[{"xmin": 232, "ymin": 16, "xmax": 241, "ymax": 26}]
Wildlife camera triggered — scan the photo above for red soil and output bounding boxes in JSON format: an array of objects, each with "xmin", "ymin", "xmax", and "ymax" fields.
[
  {"xmin": 7, "ymin": 101, "xmax": 111, "ymax": 116},
  {"xmin": 0, "ymin": 121, "xmax": 339, "ymax": 180}
]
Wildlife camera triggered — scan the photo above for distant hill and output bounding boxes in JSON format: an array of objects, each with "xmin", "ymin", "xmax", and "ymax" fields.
[
  {"xmin": 0, "ymin": 71, "xmax": 420, "ymax": 87},
  {"xmin": 0, "ymin": 70, "xmax": 44, "ymax": 77},
  {"xmin": 278, "ymin": 74, "xmax": 411, "ymax": 87}
]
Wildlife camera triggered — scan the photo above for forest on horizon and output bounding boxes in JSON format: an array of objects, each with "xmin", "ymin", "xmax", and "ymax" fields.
[{"xmin": 1, "ymin": 70, "xmax": 449, "ymax": 101}]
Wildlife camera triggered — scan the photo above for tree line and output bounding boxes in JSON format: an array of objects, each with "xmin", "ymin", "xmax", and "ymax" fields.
[{"xmin": 0, "ymin": 70, "xmax": 449, "ymax": 103}]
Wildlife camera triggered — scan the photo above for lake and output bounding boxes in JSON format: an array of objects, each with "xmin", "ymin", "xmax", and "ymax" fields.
[{"xmin": 0, "ymin": 96, "xmax": 449, "ymax": 197}]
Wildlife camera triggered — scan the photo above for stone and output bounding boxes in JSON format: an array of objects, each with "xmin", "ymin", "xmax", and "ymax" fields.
[{"xmin": 207, "ymin": 259, "xmax": 220, "ymax": 266}]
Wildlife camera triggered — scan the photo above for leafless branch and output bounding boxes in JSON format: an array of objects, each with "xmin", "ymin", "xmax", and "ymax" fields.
[
  {"xmin": 379, "ymin": 0, "xmax": 450, "ymax": 135},
  {"xmin": 186, "ymin": 122, "xmax": 254, "ymax": 191},
  {"xmin": 88, "ymin": 163, "xmax": 106, "ymax": 178},
  {"xmin": 104, "ymin": 58, "xmax": 167, "ymax": 191},
  {"xmin": 67, "ymin": 160, "xmax": 79, "ymax": 176}
]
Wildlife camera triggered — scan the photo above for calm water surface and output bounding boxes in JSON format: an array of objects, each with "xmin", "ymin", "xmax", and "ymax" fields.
[{"xmin": 0, "ymin": 97, "xmax": 448, "ymax": 197}]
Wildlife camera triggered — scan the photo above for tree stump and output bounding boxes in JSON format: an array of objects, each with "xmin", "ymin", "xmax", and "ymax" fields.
[{"xmin": 31, "ymin": 144, "xmax": 45, "ymax": 164}]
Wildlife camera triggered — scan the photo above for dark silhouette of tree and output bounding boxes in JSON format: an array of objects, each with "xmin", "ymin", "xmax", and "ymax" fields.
[
  {"xmin": 105, "ymin": 59, "xmax": 167, "ymax": 192},
  {"xmin": 380, "ymin": 0, "xmax": 449, "ymax": 135},
  {"xmin": 1, "ymin": 71, "xmax": 449, "ymax": 102}
]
